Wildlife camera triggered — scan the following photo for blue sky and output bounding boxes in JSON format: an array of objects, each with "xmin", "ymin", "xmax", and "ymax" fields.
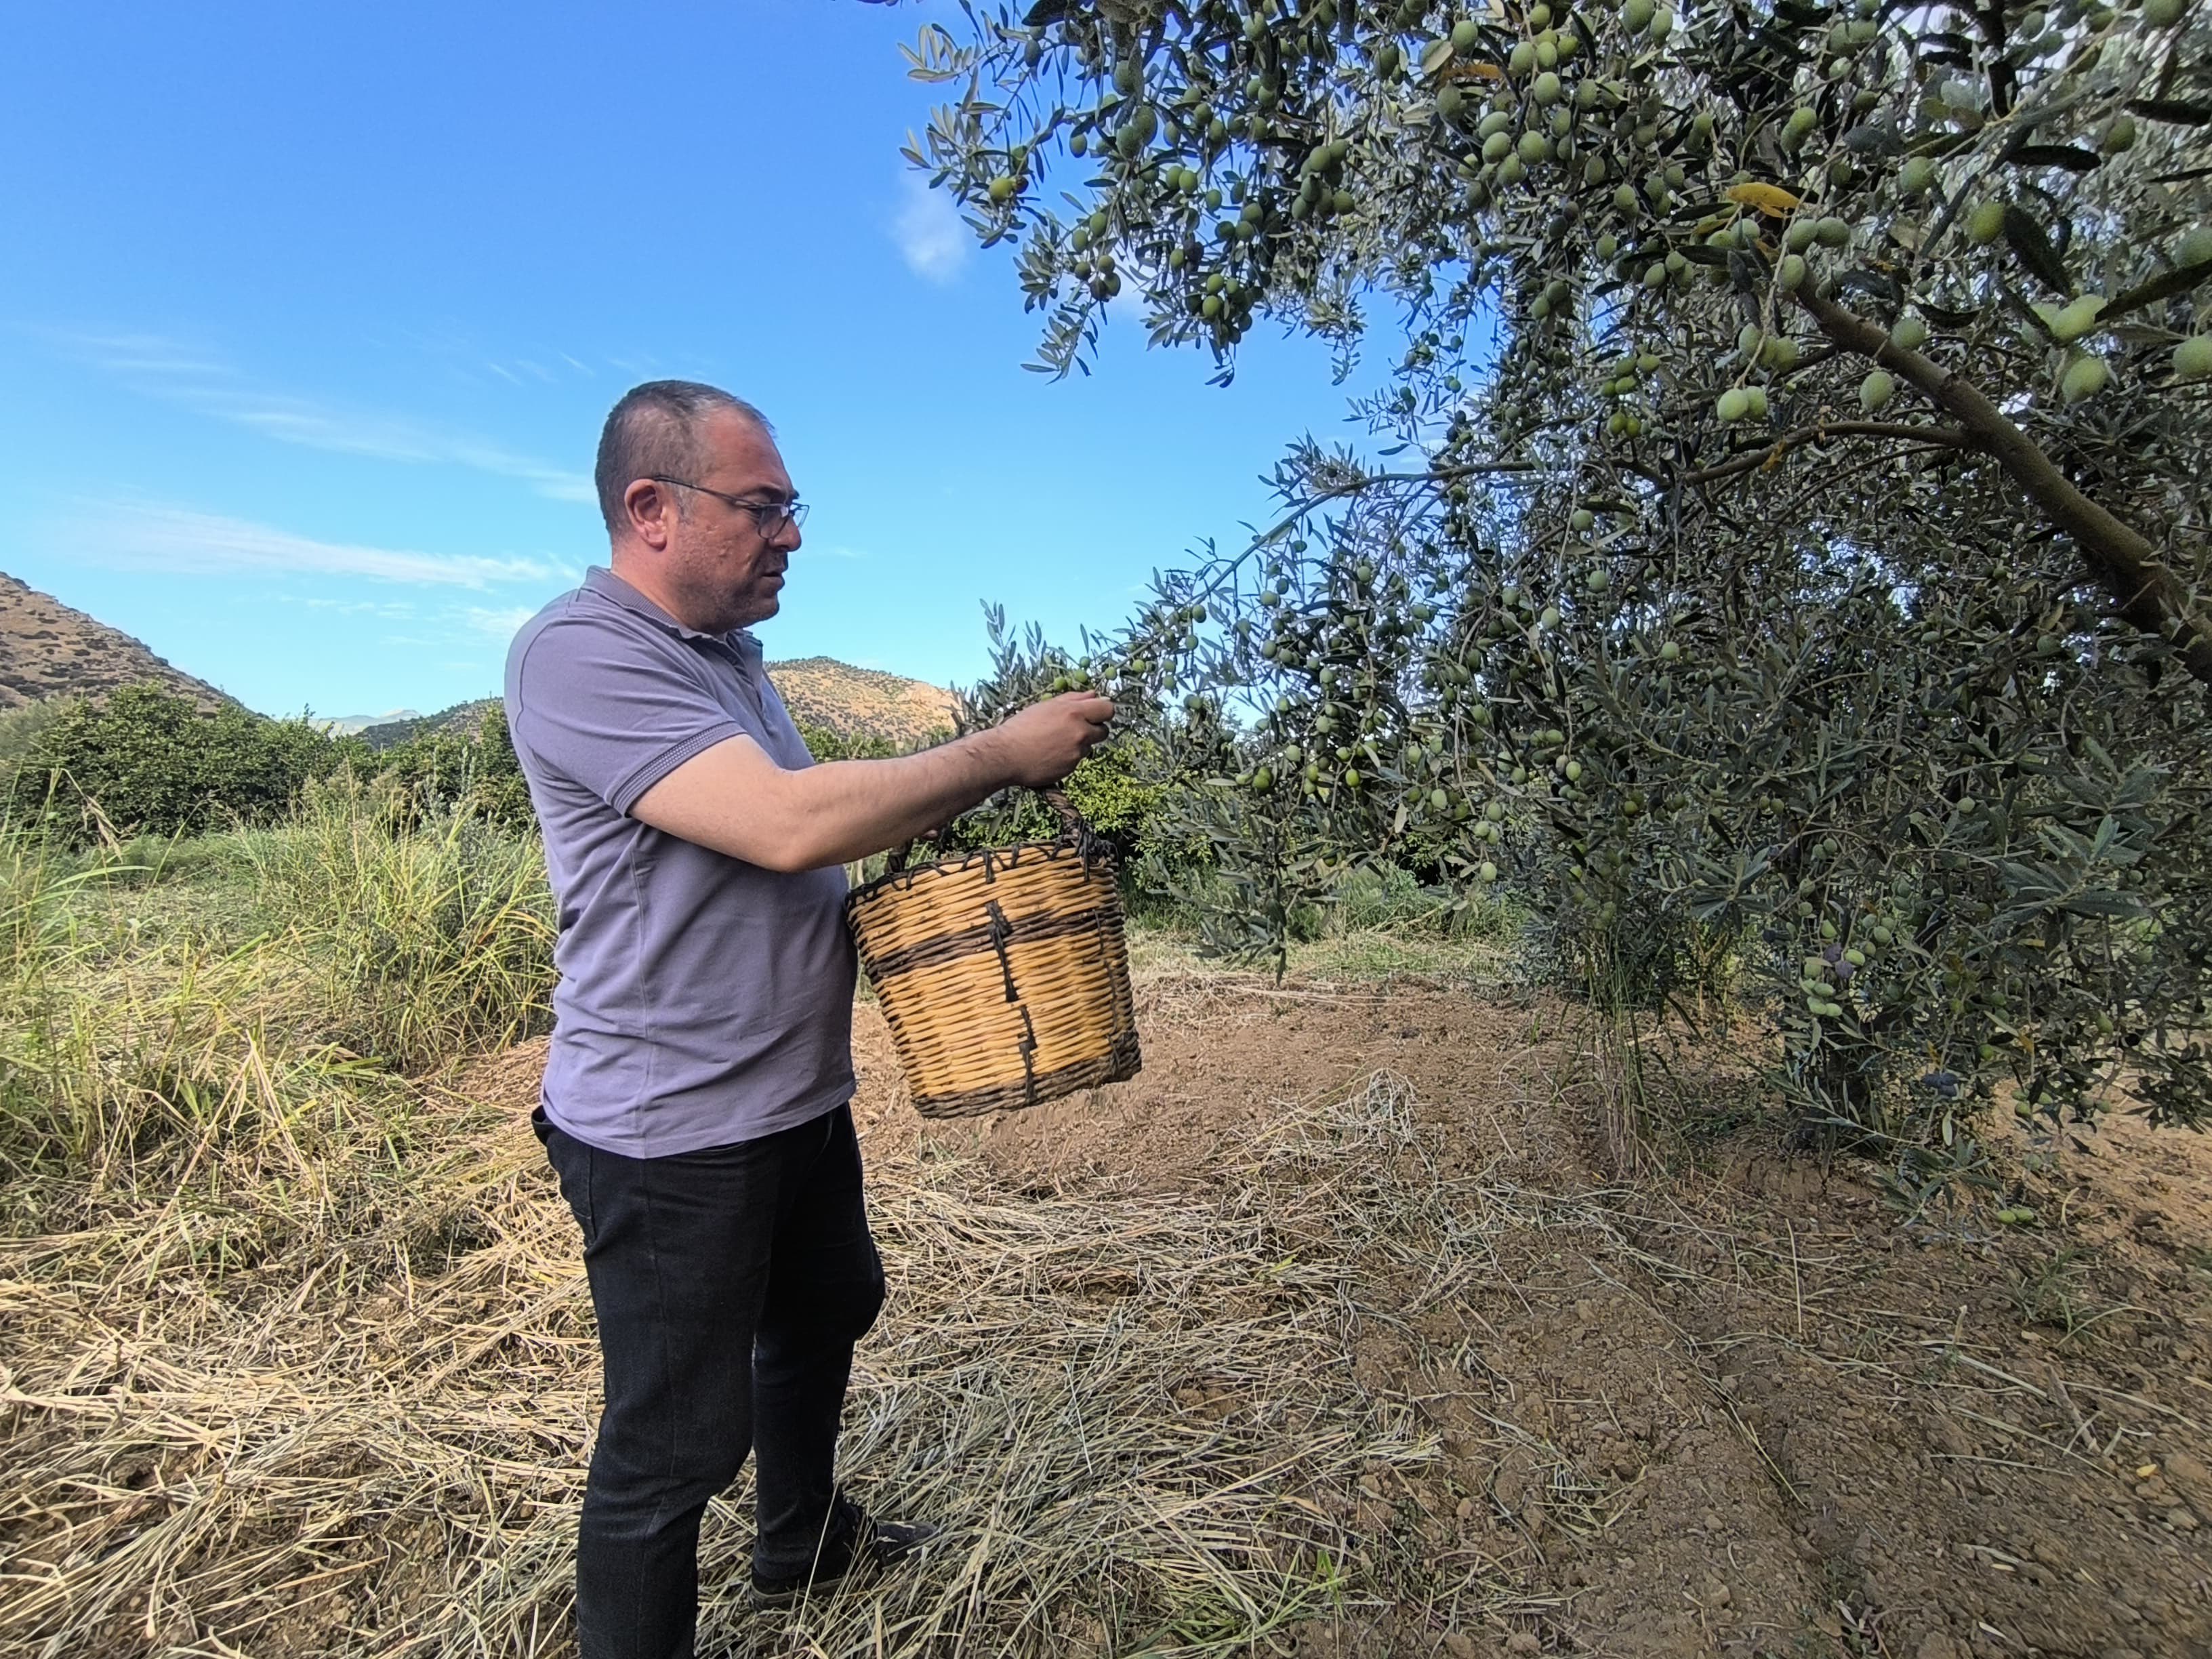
[{"xmin": 0, "ymin": 1, "xmax": 1402, "ymax": 719}]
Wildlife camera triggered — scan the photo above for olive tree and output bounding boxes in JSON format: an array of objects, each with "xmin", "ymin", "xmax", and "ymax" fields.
[{"xmin": 901, "ymin": 0, "xmax": 2211, "ymax": 1153}]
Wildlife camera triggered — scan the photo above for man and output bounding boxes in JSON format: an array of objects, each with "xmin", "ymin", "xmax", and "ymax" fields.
[{"xmin": 505, "ymin": 380, "xmax": 1113, "ymax": 1659}]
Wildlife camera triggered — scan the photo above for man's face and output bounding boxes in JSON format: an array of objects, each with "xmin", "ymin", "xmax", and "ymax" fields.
[{"xmin": 655, "ymin": 411, "xmax": 802, "ymax": 634}]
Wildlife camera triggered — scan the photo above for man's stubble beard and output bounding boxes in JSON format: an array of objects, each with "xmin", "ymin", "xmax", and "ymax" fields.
[{"xmin": 674, "ymin": 548, "xmax": 777, "ymax": 636}]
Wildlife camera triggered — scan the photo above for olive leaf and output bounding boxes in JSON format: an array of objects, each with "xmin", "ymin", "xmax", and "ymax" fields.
[
  {"xmin": 2007, "ymin": 144, "xmax": 2100, "ymax": 173},
  {"xmin": 2127, "ymin": 98, "xmax": 2211, "ymax": 127},
  {"xmin": 2001, "ymin": 205, "xmax": 2074, "ymax": 296}
]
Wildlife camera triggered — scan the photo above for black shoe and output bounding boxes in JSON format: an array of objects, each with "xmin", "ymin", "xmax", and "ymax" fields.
[{"xmin": 747, "ymin": 1502, "xmax": 939, "ymax": 1610}]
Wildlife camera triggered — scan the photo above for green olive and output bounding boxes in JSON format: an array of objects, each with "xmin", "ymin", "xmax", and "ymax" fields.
[
  {"xmin": 2060, "ymin": 354, "xmax": 2110, "ymax": 403},
  {"xmin": 2050, "ymin": 295, "xmax": 2104, "ymax": 344}
]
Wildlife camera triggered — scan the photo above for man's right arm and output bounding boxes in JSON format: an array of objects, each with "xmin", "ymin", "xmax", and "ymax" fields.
[{"xmin": 630, "ymin": 693, "xmax": 1114, "ymax": 872}]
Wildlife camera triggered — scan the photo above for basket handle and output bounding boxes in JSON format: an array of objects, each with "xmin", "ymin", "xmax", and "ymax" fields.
[
  {"xmin": 1040, "ymin": 787, "xmax": 1084, "ymax": 840},
  {"xmin": 883, "ymin": 787, "xmax": 1093, "ymax": 876},
  {"xmin": 883, "ymin": 820, "xmax": 947, "ymax": 877}
]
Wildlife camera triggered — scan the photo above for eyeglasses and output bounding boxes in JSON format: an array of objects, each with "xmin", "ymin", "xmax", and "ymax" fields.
[{"xmin": 647, "ymin": 477, "xmax": 808, "ymax": 537}]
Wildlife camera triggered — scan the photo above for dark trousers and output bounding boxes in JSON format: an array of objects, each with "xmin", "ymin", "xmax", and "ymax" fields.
[{"xmin": 537, "ymin": 1102, "xmax": 886, "ymax": 1659}]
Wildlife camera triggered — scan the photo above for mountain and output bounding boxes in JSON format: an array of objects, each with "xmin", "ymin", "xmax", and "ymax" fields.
[
  {"xmin": 314, "ymin": 709, "xmax": 422, "ymax": 737},
  {"xmin": 0, "ymin": 571, "xmax": 231, "ymax": 711},
  {"xmin": 352, "ymin": 700, "xmax": 501, "ymax": 750},
  {"xmin": 765, "ymin": 657, "xmax": 960, "ymax": 747},
  {"xmin": 358, "ymin": 659, "xmax": 961, "ymax": 753}
]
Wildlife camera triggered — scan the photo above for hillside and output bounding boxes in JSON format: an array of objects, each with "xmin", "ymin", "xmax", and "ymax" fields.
[
  {"xmin": 354, "ymin": 700, "xmax": 502, "ymax": 750},
  {"xmin": 764, "ymin": 655, "xmax": 960, "ymax": 746},
  {"xmin": 317, "ymin": 710, "xmax": 422, "ymax": 737},
  {"xmin": 360, "ymin": 659, "xmax": 960, "ymax": 752},
  {"xmin": 0, "ymin": 572, "xmax": 230, "ymax": 711}
]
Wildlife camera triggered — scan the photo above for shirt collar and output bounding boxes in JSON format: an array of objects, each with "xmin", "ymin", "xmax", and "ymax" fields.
[{"xmin": 584, "ymin": 565, "xmax": 763, "ymax": 665}]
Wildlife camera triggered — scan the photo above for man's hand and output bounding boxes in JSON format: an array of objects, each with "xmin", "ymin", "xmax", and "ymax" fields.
[{"xmin": 991, "ymin": 692, "xmax": 1115, "ymax": 787}]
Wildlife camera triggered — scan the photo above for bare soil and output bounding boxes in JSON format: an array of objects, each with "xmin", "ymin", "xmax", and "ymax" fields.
[{"xmin": 866, "ymin": 975, "xmax": 2212, "ymax": 1658}]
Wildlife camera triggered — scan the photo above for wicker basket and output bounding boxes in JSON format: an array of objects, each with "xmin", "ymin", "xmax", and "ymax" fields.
[{"xmin": 845, "ymin": 792, "xmax": 1141, "ymax": 1119}]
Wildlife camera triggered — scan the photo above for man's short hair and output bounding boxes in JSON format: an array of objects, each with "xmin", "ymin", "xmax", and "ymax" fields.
[{"xmin": 594, "ymin": 381, "xmax": 773, "ymax": 535}]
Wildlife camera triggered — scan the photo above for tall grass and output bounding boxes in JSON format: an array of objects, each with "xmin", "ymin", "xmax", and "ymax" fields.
[
  {"xmin": 0, "ymin": 821, "xmax": 410, "ymax": 1271},
  {"xmin": 0, "ymin": 775, "xmax": 552, "ymax": 1222},
  {"xmin": 0, "ymin": 823, "xmax": 115, "ymax": 1173},
  {"xmin": 1324, "ymin": 861, "xmax": 1514, "ymax": 942},
  {"xmin": 243, "ymin": 772, "xmax": 556, "ymax": 1071}
]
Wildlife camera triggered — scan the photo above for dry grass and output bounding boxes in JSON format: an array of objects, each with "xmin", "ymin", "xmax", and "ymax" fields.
[{"xmin": 4, "ymin": 1054, "xmax": 1592, "ymax": 1658}]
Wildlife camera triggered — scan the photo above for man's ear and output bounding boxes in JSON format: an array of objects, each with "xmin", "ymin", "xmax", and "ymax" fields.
[{"xmin": 623, "ymin": 478, "xmax": 676, "ymax": 550}]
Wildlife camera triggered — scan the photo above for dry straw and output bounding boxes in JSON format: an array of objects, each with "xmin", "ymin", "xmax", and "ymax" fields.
[{"xmin": 2, "ymin": 1060, "xmax": 1589, "ymax": 1659}]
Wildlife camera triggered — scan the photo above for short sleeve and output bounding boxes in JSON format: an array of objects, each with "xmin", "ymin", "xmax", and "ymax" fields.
[{"xmin": 510, "ymin": 617, "xmax": 754, "ymax": 815}]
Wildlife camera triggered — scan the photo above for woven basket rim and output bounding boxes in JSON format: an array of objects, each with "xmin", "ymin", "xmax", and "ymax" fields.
[{"xmin": 844, "ymin": 833, "xmax": 1118, "ymax": 915}]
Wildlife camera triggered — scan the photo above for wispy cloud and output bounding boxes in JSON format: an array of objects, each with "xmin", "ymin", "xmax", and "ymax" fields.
[
  {"xmin": 1107, "ymin": 277, "xmax": 1151, "ymax": 323},
  {"xmin": 56, "ymin": 330, "xmax": 596, "ymax": 503},
  {"xmin": 84, "ymin": 504, "xmax": 553, "ymax": 589},
  {"xmin": 279, "ymin": 594, "xmax": 420, "ymax": 620},
  {"xmin": 892, "ymin": 173, "xmax": 970, "ymax": 285},
  {"xmin": 464, "ymin": 603, "xmax": 541, "ymax": 638},
  {"xmin": 75, "ymin": 333, "xmax": 231, "ymax": 377}
]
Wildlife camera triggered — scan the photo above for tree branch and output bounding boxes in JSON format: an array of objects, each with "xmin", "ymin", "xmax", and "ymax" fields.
[
  {"xmin": 1670, "ymin": 420, "xmax": 1969, "ymax": 488},
  {"xmin": 1793, "ymin": 283, "xmax": 2212, "ymax": 687}
]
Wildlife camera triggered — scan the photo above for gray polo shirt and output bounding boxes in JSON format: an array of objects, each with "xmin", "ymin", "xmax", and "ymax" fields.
[{"xmin": 504, "ymin": 565, "xmax": 855, "ymax": 1158}]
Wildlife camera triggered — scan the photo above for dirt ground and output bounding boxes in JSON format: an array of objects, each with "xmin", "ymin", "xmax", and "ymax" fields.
[
  {"xmin": 859, "ymin": 974, "xmax": 2212, "ymax": 1658},
  {"xmin": 7, "ymin": 970, "xmax": 2209, "ymax": 1658}
]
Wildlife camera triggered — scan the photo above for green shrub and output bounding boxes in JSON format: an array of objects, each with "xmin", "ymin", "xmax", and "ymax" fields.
[
  {"xmin": 1332, "ymin": 863, "xmax": 1435, "ymax": 934},
  {"xmin": 798, "ymin": 720, "xmax": 904, "ymax": 762},
  {"xmin": 342, "ymin": 701, "xmax": 535, "ymax": 832},
  {"xmin": 10, "ymin": 684, "xmax": 338, "ymax": 844},
  {"xmin": 0, "ymin": 699, "xmax": 69, "ymax": 795}
]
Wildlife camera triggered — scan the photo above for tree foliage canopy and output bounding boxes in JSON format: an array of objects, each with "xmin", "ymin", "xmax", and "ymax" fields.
[
  {"xmin": 9, "ymin": 687, "xmax": 340, "ymax": 842},
  {"xmin": 7, "ymin": 688, "xmax": 535, "ymax": 842},
  {"xmin": 908, "ymin": 0, "xmax": 2212, "ymax": 1152}
]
